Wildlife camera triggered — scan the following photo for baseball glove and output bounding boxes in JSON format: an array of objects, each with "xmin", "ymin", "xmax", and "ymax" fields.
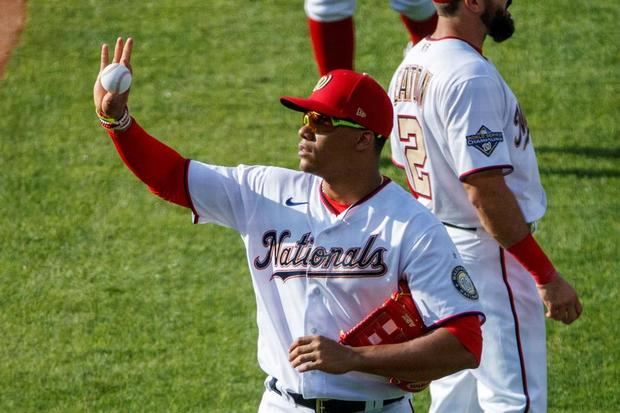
[{"xmin": 339, "ymin": 280, "xmax": 430, "ymax": 392}]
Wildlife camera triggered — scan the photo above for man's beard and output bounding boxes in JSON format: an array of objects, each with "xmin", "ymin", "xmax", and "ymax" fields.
[{"xmin": 481, "ymin": 3, "xmax": 515, "ymax": 42}]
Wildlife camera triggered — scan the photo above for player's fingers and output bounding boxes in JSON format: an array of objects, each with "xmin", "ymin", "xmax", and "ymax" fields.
[
  {"xmin": 575, "ymin": 298, "xmax": 583, "ymax": 317},
  {"xmin": 288, "ymin": 338, "xmax": 300, "ymax": 353},
  {"xmin": 296, "ymin": 361, "xmax": 316, "ymax": 373},
  {"xmin": 288, "ymin": 343, "xmax": 316, "ymax": 362},
  {"xmin": 120, "ymin": 37, "xmax": 133, "ymax": 71},
  {"xmin": 566, "ymin": 298, "xmax": 583, "ymax": 324},
  {"xmin": 290, "ymin": 352, "xmax": 316, "ymax": 368},
  {"xmin": 293, "ymin": 356, "xmax": 319, "ymax": 372},
  {"xmin": 288, "ymin": 341, "xmax": 303, "ymax": 358},
  {"xmin": 100, "ymin": 43, "xmax": 109, "ymax": 72},
  {"xmin": 546, "ymin": 303, "xmax": 561, "ymax": 320},
  {"xmin": 545, "ymin": 303, "xmax": 558, "ymax": 319},
  {"xmin": 564, "ymin": 306, "xmax": 578, "ymax": 325},
  {"xmin": 113, "ymin": 37, "xmax": 124, "ymax": 63},
  {"xmin": 288, "ymin": 336, "xmax": 313, "ymax": 353}
]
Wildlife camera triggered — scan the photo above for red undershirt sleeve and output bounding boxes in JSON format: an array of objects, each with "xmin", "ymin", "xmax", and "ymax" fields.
[
  {"xmin": 105, "ymin": 119, "xmax": 192, "ymax": 208},
  {"xmin": 441, "ymin": 314, "xmax": 482, "ymax": 365}
]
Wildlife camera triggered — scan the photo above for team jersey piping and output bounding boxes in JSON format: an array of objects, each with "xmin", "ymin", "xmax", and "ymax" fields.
[
  {"xmin": 426, "ymin": 36, "xmax": 483, "ymax": 56},
  {"xmin": 319, "ymin": 177, "xmax": 392, "ymax": 216},
  {"xmin": 459, "ymin": 164, "xmax": 513, "ymax": 181}
]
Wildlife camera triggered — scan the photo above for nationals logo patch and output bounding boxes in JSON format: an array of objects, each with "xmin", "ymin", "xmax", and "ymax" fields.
[
  {"xmin": 451, "ymin": 266, "xmax": 478, "ymax": 300},
  {"xmin": 466, "ymin": 125, "xmax": 504, "ymax": 157}
]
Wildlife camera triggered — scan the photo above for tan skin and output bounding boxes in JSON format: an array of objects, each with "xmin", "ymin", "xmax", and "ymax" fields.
[
  {"xmin": 297, "ymin": 123, "xmax": 383, "ymax": 205},
  {"xmin": 435, "ymin": 0, "xmax": 582, "ymax": 325},
  {"xmin": 463, "ymin": 171, "xmax": 582, "ymax": 324},
  {"xmin": 434, "ymin": 0, "xmax": 507, "ymax": 51},
  {"xmin": 94, "ymin": 37, "xmax": 133, "ymax": 120},
  {"xmin": 93, "ymin": 37, "xmax": 478, "ymax": 384}
]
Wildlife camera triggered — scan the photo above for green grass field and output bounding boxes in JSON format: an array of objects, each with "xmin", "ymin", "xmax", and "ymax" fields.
[{"xmin": 0, "ymin": 1, "xmax": 618, "ymax": 411}]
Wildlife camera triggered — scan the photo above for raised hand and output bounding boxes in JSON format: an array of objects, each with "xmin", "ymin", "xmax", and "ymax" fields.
[{"xmin": 94, "ymin": 37, "xmax": 133, "ymax": 120}]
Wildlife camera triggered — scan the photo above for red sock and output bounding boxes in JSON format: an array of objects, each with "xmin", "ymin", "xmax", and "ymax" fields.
[
  {"xmin": 400, "ymin": 12, "xmax": 438, "ymax": 45},
  {"xmin": 307, "ymin": 17, "xmax": 354, "ymax": 76}
]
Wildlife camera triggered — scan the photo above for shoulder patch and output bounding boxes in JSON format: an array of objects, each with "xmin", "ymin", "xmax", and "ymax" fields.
[
  {"xmin": 466, "ymin": 125, "xmax": 504, "ymax": 157},
  {"xmin": 451, "ymin": 266, "xmax": 478, "ymax": 300}
]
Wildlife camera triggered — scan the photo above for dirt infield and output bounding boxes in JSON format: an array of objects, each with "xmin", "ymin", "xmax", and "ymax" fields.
[{"xmin": 0, "ymin": 0, "xmax": 27, "ymax": 79}]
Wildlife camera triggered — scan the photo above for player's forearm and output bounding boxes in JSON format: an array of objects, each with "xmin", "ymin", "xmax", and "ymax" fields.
[
  {"xmin": 463, "ymin": 171, "xmax": 529, "ymax": 248},
  {"xmin": 105, "ymin": 118, "xmax": 192, "ymax": 208},
  {"xmin": 463, "ymin": 170, "xmax": 559, "ymax": 284},
  {"xmin": 348, "ymin": 328, "xmax": 478, "ymax": 382}
]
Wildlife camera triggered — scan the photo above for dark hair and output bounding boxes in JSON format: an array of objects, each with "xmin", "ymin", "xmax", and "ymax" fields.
[
  {"xmin": 374, "ymin": 135, "xmax": 387, "ymax": 154},
  {"xmin": 436, "ymin": 0, "xmax": 461, "ymax": 16}
]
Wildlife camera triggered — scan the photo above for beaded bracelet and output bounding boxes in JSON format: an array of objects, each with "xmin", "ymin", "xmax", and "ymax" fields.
[{"xmin": 97, "ymin": 107, "xmax": 132, "ymax": 131}]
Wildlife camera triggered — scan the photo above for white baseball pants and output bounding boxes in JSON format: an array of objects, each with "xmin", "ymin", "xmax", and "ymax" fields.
[{"xmin": 429, "ymin": 225, "xmax": 547, "ymax": 413}]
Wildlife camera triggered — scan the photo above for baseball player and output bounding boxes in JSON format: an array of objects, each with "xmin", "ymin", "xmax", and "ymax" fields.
[
  {"xmin": 94, "ymin": 37, "xmax": 486, "ymax": 412},
  {"xmin": 389, "ymin": 1, "xmax": 582, "ymax": 412},
  {"xmin": 306, "ymin": 0, "xmax": 438, "ymax": 75}
]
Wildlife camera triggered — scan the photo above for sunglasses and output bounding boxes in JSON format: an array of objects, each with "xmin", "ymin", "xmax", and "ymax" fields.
[{"xmin": 303, "ymin": 111, "xmax": 366, "ymax": 133}]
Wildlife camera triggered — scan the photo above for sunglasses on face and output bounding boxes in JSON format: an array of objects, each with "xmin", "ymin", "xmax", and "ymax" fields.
[{"xmin": 303, "ymin": 111, "xmax": 366, "ymax": 133}]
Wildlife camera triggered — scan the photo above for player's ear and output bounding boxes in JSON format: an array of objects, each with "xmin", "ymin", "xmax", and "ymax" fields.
[
  {"xmin": 463, "ymin": 0, "xmax": 484, "ymax": 14},
  {"xmin": 355, "ymin": 130, "xmax": 375, "ymax": 152}
]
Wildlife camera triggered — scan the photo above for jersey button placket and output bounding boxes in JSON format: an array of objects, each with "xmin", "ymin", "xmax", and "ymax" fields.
[
  {"xmin": 302, "ymin": 229, "xmax": 333, "ymax": 339},
  {"xmin": 301, "ymin": 283, "xmax": 321, "ymax": 396},
  {"xmin": 305, "ymin": 285, "xmax": 322, "ymax": 336}
]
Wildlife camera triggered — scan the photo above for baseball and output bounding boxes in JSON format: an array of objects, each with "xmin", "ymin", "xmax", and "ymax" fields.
[{"xmin": 100, "ymin": 63, "xmax": 132, "ymax": 94}]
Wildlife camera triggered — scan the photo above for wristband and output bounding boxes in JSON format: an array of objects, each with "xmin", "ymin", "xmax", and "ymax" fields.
[
  {"xmin": 507, "ymin": 233, "xmax": 557, "ymax": 285},
  {"xmin": 97, "ymin": 107, "xmax": 132, "ymax": 132}
]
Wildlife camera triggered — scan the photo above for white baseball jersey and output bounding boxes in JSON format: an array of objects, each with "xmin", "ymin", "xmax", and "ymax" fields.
[
  {"xmin": 389, "ymin": 38, "xmax": 549, "ymax": 412},
  {"xmin": 389, "ymin": 37, "xmax": 546, "ymax": 228},
  {"xmin": 187, "ymin": 162, "xmax": 483, "ymax": 401}
]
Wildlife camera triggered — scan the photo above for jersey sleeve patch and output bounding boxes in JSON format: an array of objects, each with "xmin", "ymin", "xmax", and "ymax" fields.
[
  {"xmin": 466, "ymin": 125, "xmax": 504, "ymax": 157},
  {"xmin": 451, "ymin": 266, "xmax": 479, "ymax": 300}
]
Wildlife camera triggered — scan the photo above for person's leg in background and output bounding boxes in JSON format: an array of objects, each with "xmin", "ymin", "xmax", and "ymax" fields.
[
  {"xmin": 305, "ymin": 0, "xmax": 356, "ymax": 75},
  {"xmin": 391, "ymin": 0, "xmax": 438, "ymax": 45}
]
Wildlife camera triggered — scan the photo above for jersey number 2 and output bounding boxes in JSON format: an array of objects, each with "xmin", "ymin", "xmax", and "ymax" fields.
[{"xmin": 398, "ymin": 116, "xmax": 432, "ymax": 199}]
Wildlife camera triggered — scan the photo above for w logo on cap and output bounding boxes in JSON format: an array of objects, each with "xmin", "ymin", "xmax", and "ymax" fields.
[
  {"xmin": 313, "ymin": 75, "xmax": 332, "ymax": 91},
  {"xmin": 356, "ymin": 107, "xmax": 367, "ymax": 118}
]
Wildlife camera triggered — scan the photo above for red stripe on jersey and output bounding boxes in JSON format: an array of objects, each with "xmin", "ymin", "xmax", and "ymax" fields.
[
  {"xmin": 353, "ymin": 176, "xmax": 392, "ymax": 207},
  {"xmin": 107, "ymin": 119, "xmax": 191, "ymax": 208},
  {"xmin": 183, "ymin": 159, "xmax": 200, "ymax": 221},
  {"xmin": 499, "ymin": 248, "xmax": 531, "ymax": 411},
  {"xmin": 321, "ymin": 190, "xmax": 350, "ymax": 215},
  {"xmin": 405, "ymin": 180, "xmax": 419, "ymax": 199},
  {"xmin": 391, "ymin": 157, "xmax": 406, "ymax": 169},
  {"xmin": 426, "ymin": 36, "xmax": 484, "ymax": 55},
  {"xmin": 459, "ymin": 164, "xmax": 513, "ymax": 182},
  {"xmin": 320, "ymin": 177, "xmax": 392, "ymax": 216}
]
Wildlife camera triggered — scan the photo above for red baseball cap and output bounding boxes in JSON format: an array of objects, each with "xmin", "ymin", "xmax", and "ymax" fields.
[{"xmin": 280, "ymin": 70, "xmax": 393, "ymax": 138}]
